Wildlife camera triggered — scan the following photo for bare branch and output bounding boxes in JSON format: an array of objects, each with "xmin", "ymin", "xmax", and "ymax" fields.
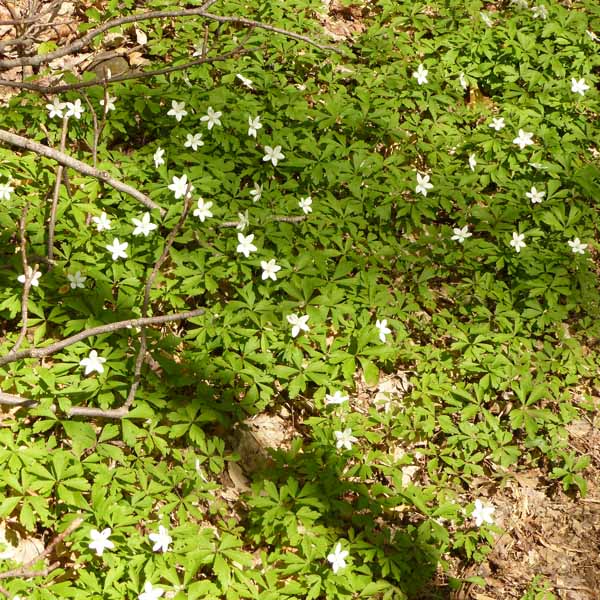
[
  {"xmin": 0, "ymin": 128, "xmax": 164, "ymax": 216},
  {"xmin": 0, "ymin": 45, "xmax": 250, "ymax": 94},
  {"xmin": 0, "ymin": 518, "xmax": 83, "ymax": 580},
  {"xmin": 0, "ymin": 308, "xmax": 205, "ymax": 366},
  {"xmin": 11, "ymin": 203, "xmax": 34, "ymax": 355},
  {"xmin": 200, "ymin": 0, "xmax": 220, "ymax": 10},
  {"xmin": 0, "ymin": 6, "xmax": 339, "ymax": 70},
  {"xmin": 0, "ymin": 391, "xmax": 37, "ymax": 406},
  {"xmin": 219, "ymin": 214, "xmax": 308, "ymax": 227},
  {"xmin": 47, "ymin": 115, "xmax": 69, "ymax": 263},
  {"xmin": 124, "ymin": 187, "xmax": 193, "ymax": 410}
]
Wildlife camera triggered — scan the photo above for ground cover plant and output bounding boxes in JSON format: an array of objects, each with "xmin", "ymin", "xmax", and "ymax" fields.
[{"xmin": 0, "ymin": 0, "xmax": 599, "ymax": 598}]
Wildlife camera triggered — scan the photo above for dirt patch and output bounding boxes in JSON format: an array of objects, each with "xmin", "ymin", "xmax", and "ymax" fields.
[{"xmin": 454, "ymin": 417, "xmax": 600, "ymax": 599}]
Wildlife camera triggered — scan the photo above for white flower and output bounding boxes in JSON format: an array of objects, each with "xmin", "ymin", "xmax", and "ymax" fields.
[
  {"xmin": 106, "ymin": 238, "xmax": 128, "ymax": 260},
  {"xmin": 468, "ymin": 153, "xmax": 477, "ymax": 171},
  {"xmin": 17, "ymin": 267, "xmax": 41, "ymax": 287},
  {"xmin": 327, "ymin": 542, "xmax": 349, "ymax": 574},
  {"xmin": 201, "ymin": 106, "xmax": 222, "ymax": 130},
  {"xmin": 568, "ymin": 238, "xmax": 587, "ymax": 254},
  {"xmin": 459, "ymin": 72, "xmax": 468, "ymax": 90},
  {"xmin": 263, "ymin": 145, "xmax": 285, "ymax": 166},
  {"xmin": 526, "ymin": 186, "xmax": 545, "ymax": 204},
  {"xmin": 168, "ymin": 174, "xmax": 193, "ymax": 199},
  {"xmin": 46, "ymin": 97, "xmax": 66, "ymax": 119},
  {"xmin": 513, "ymin": 129, "xmax": 534, "ymax": 150},
  {"xmin": 299, "ymin": 196, "xmax": 313, "ymax": 214},
  {"xmin": 132, "ymin": 213, "xmax": 158, "ymax": 236},
  {"xmin": 375, "ymin": 319, "xmax": 391, "ymax": 343},
  {"xmin": 100, "ymin": 95, "xmax": 117, "ymax": 112},
  {"xmin": 192, "ymin": 43, "xmax": 203, "ymax": 57},
  {"xmin": 88, "ymin": 527, "xmax": 114, "ymax": 556},
  {"xmin": 415, "ymin": 172, "xmax": 433, "ymax": 196},
  {"xmin": 80, "ymin": 350, "xmax": 107, "ymax": 375},
  {"xmin": 287, "ymin": 313, "xmax": 309, "ymax": 338},
  {"xmin": 325, "ymin": 391, "xmax": 348, "ymax": 406},
  {"xmin": 167, "ymin": 100, "xmax": 187, "ymax": 122},
  {"xmin": 480, "ymin": 12, "xmax": 493, "ymax": 26},
  {"xmin": 138, "ymin": 581, "xmax": 164, "ymax": 600},
  {"xmin": 92, "ymin": 211, "xmax": 111, "ymax": 232},
  {"xmin": 334, "ymin": 428, "xmax": 358, "ymax": 450},
  {"xmin": 489, "ymin": 117, "xmax": 506, "ymax": 131},
  {"xmin": 0, "ymin": 181, "xmax": 14, "ymax": 201},
  {"xmin": 531, "ymin": 4, "xmax": 548, "ymax": 19},
  {"xmin": 237, "ymin": 73, "xmax": 253, "ymax": 88},
  {"xmin": 571, "ymin": 78, "xmax": 590, "ymax": 96},
  {"xmin": 413, "ymin": 63, "xmax": 428, "ymax": 85},
  {"xmin": 184, "ymin": 133, "xmax": 204, "ymax": 151},
  {"xmin": 471, "ymin": 499, "xmax": 495, "ymax": 527},
  {"xmin": 149, "ymin": 525, "xmax": 172, "ymax": 553},
  {"xmin": 510, "ymin": 232, "xmax": 526, "ymax": 253},
  {"xmin": 261, "ymin": 259, "xmax": 281, "ymax": 281},
  {"xmin": 65, "ymin": 99, "xmax": 85, "ymax": 119},
  {"xmin": 153, "ymin": 147, "xmax": 165, "ymax": 168},
  {"xmin": 193, "ymin": 197, "xmax": 213, "ymax": 222},
  {"xmin": 248, "ymin": 115, "xmax": 262, "ymax": 138},
  {"xmin": 236, "ymin": 233, "xmax": 257, "ymax": 257},
  {"xmin": 451, "ymin": 226, "xmax": 472, "ymax": 243},
  {"xmin": 236, "ymin": 210, "xmax": 249, "ymax": 231},
  {"xmin": 250, "ymin": 183, "xmax": 262, "ymax": 202},
  {"xmin": 67, "ymin": 270, "xmax": 87, "ymax": 289}
]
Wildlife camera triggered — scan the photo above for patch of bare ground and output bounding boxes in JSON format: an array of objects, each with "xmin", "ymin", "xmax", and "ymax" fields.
[{"xmin": 450, "ymin": 415, "xmax": 600, "ymax": 600}]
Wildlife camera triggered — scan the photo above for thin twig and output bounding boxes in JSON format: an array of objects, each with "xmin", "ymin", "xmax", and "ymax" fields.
[
  {"xmin": 200, "ymin": 0, "xmax": 220, "ymax": 10},
  {"xmin": 0, "ymin": 0, "xmax": 62, "ymax": 26},
  {"xmin": 81, "ymin": 93, "xmax": 99, "ymax": 167},
  {"xmin": 0, "ymin": 128, "xmax": 164, "ymax": 216},
  {"xmin": 0, "ymin": 308, "xmax": 205, "ymax": 366},
  {"xmin": 47, "ymin": 114, "xmax": 69, "ymax": 264},
  {"xmin": 124, "ymin": 188, "xmax": 193, "ymax": 410},
  {"xmin": 0, "ymin": 391, "xmax": 37, "ymax": 406},
  {"xmin": 0, "ymin": 6, "xmax": 339, "ymax": 70},
  {"xmin": 0, "ymin": 518, "xmax": 83, "ymax": 580},
  {"xmin": 11, "ymin": 203, "xmax": 34, "ymax": 355},
  {"xmin": 0, "ymin": 45, "xmax": 250, "ymax": 94},
  {"xmin": 219, "ymin": 214, "xmax": 308, "ymax": 227}
]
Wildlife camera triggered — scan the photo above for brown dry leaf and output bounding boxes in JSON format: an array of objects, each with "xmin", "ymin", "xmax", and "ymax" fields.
[
  {"xmin": 227, "ymin": 462, "xmax": 251, "ymax": 493},
  {"xmin": 128, "ymin": 51, "xmax": 151, "ymax": 68},
  {"xmin": 12, "ymin": 536, "xmax": 44, "ymax": 564}
]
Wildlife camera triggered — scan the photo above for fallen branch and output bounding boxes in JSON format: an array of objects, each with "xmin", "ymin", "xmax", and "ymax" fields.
[
  {"xmin": 0, "ymin": 44, "xmax": 250, "ymax": 94},
  {"xmin": 219, "ymin": 214, "xmax": 308, "ymax": 228},
  {"xmin": 11, "ymin": 203, "xmax": 33, "ymax": 355},
  {"xmin": 0, "ymin": 128, "xmax": 164, "ymax": 216},
  {"xmin": 0, "ymin": 517, "xmax": 83, "ymax": 585},
  {"xmin": 0, "ymin": 6, "xmax": 339, "ymax": 70},
  {"xmin": 46, "ymin": 115, "xmax": 69, "ymax": 263},
  {"xmin": 0, "ymin": 308, "xmax": 205, "ymax": 366},
  {"xmin": 123, "ymin": 187, "xmax": 193, "ymax": 412}
]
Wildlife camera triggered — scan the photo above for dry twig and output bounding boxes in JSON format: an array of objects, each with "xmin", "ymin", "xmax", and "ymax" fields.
[
  {"xmin": 0, "ymin": 517, "xmax": 83, "ymax": 587},
  {"xmin": 0, "ymin": 6, "xmax": 339, "ymax": 70},
  {"xmin": 123, "ymin": 187, "xmax": 193, "ymax": 412},
  {"xmin": 11, "ymin": 203, "xmax": 34, "ymax": 355},
  {"xmin": 0, "ymin": 128, "xmax": 164, "ymax": 215},
  {"xmin": 0, "ymin": 309, "xmax": 204, "ymax": 367},
  {"xmin": 47, "ymin": 114, "xmax": 69, "ymax": 263}
]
